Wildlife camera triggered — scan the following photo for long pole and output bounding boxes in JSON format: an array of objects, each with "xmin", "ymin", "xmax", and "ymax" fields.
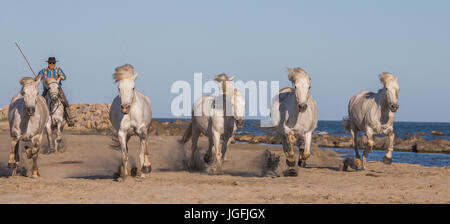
[{"xmin": 15, "ymin": 42, "xmax": 37, "ymax": 78}]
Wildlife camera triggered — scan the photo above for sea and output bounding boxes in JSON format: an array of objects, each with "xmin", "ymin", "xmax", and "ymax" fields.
[{"xmin": 156, "ymin": 119, "xmax": 450, "ymax": 167}]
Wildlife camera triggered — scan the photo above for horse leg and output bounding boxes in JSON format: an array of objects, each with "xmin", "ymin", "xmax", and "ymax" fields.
[
  {"xmin": 45, "ymin": 120, "xmax": 54, "ymax": 153},
  {"xmin": 284, "ymin": 134, "xmax": 297, "ymax": 176},
  {"xmin": 204, "ymin": 136, "xmax": 213, "ymax": 164},
  {"xmin": 118, "ymin": 131, "xmax": 129, "ymax": 180},
  {"xmin": 8, "ymin": 138, "xmax": 19, "ymax": 176},
  {"xmin": 140, "ymin": 133, "xmax": 152, "ymax": 175},
  {"xmin": 362, "ymin": 128, "xmax": 374, "ymax": 170},
  {"xmin": 350, "ymin": 128, "xmax": 362, "ymax": 168},
  {"xmin": 30, "ymin": 134, "xmax": 43, "ymax": 178},
  {"xmin": 221, "ymin": 136, "xmax": 232, "ymax": 161},
  {"xmin": 383, "ymin": 131, "xmax": 394, "ymax": 164},
  {"xmin": 209, "ymin": 131, "xmax": 222, "ymax": 175},
  {"xmin": 56, "ymin": 121, "xmax": 63, "ymax": 152},
  {"xmin": 298, "ymin": 132, "xmax": 312, "ymax": 168},
  {"xmin": 189, "ymin": 127, "xmax": 200, "ymax": 170},
  {"xmin": 219, "ymin": 136, "xmax": 231, "ymax": 170}
]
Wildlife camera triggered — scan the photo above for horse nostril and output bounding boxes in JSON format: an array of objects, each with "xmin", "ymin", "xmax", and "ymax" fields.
[{"xmin": 26, "ymin": 107, "xmax": 35, "ymax": 115}]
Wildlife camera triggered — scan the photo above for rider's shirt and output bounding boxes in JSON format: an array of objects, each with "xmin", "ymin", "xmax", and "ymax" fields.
[{"xmin": 37, "ymin": 67, "xmax": 66, "ymax": 88}]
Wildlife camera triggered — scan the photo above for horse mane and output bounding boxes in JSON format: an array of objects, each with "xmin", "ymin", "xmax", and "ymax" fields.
[
  {"xmin": 278, "ymin": 87, "xmax": 293, "ymax": 94},
  {"xmin": 113, "ymin": 64, "xmax": 135, "ymax": 83},
  {"xmin": 45, "ymin": 77, "xmax": 58, "ymax": 86},
  {"xmin": 19, "ymin": 77, "xmax": 35, "ymax": 86},
  {"xmin": 215, "ymin": 73, "xmax": 231, "ymax": 82},
  {"xmin": 288, "ymin": 67, "xmax": 310, "ymax": 82},
  {"xmin": 379, "ymin": 72, "xmax": 397, "ymax": 85}
]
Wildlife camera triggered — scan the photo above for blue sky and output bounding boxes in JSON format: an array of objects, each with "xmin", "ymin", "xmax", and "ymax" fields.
[{"xmin": 1, "ymin": 0, "xmax": 449, "ymax": 121}]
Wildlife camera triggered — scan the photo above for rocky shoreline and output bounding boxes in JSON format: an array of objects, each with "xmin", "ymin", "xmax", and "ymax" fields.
[
  {"xmin": 0, "ymin": 103, "xmax": 449, "ymax": 153},
  {"xmin": 234, "ymin": 134, "xmax": 450, "ymax": 153}
]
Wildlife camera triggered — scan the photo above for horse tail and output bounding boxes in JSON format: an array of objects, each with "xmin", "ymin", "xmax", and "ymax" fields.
[
  {"xmin": 179, "ymin": 122, "xmax": 193, "ymax": 144},
  {"xmin": 109, "ymin": 132, "xmax": 121, "ymax": 151},
  {"xmin": 342, "ymin": 116, "xmax": 351, "ymax": 133}
]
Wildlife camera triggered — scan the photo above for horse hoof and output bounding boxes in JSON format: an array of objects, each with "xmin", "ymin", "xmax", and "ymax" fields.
[
  {"xmin": 355, "ymin": 158, "xmax": 362, "ymax": 167},
  {"xmin": 286, "ymin": 159, "xmax": 296, "ymax": 168},
  {"xmin": 342, "ymin": 163, "xmax": 348, "ymax": 171},
  {"xmin": 383, "ymin": 156, "xmax": 392, "ymax": 165},
  {"xmin": 286, "ymin": 169, "xmax": 298, "ymax": 177},
  {"xmin": 203, "ymin": 155, "xmax": 211, "ymax": 164},
  {"xmin": 31, "ymin": 171, "xmax": 40, "ymax": 178},
  {"xmin": 206, "ymin": 167, "xmax": 216, "ymax": 175},
  {"xmin": 207, "ymin": 167, "xmax": 222, "ymax": 175},
  {"xmin": 187, "ymin": 163, "xmax": 195, "ymax": 171},
  {"xmin": 119, "ymin": 166, "xmax": 128, "ymax": 179},
  {"xmin": 298, "ymin": 160, "xmax": 306, "ymax": 168},
  {"xmin": 7, "ymin": 163, "xmax": 16, "ymax": 169},
  {"xmin": 141, "ymin": 165, "xmax": 152, "ymax": 174}
]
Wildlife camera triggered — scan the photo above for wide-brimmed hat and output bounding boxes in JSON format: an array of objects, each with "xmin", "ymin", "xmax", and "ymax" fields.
[{"xmin": 46, "ymin": 57, "xmax": 58, "ymax": 63}]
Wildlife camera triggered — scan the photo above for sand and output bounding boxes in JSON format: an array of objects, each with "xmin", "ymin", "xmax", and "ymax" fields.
[{"xmin": 0, "ymin": 131, "xmax": 448, "ymax": 204}]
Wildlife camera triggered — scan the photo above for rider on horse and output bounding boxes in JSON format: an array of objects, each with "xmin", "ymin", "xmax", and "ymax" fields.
[{"xmin": 35, "ymin": 57, "xmax": 75, "ymax": 127}]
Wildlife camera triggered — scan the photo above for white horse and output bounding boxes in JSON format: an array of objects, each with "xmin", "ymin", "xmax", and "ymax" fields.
[
  {"xmin": 343, "ymin": 72, "xmax": 399, "ymax": 170},
  {"xmin": 109, "ymin": 64, "xmax": 152, "ymax": 180},
  {"xmin": 270, "ymin": 68, "xmax": 318, "ymax": 176},
  {"xmin": 180, "ymin": 74, "xmax": 245, "ymax": 174},
  {"xmin": 44, "ymin": 78, "xmax": 65, "ymax": 153},
  {"xmin": 8, "ymin": 77, "xmax": 50, "ymax": 178}
]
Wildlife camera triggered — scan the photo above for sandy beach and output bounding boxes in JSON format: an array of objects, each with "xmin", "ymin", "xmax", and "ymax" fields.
[{"xmin": 0, "ymin": 131, "xmax": 448, "ymax": 204}]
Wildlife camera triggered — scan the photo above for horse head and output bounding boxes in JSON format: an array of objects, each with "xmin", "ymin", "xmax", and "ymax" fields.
[
  {"xmin": 215, "ymin": 73, "xmax": 235, "ymax": 97},
  {"xmin": 45, "ymin": 77, "xmax": 61, "ymax": 104},
  {"xmin": 380, "ymin": 72, "xmax": 400, "ymax": 112},
  {"xmin": 113, "ymin": 64, "xmax": 138, "ymax": 114},
  {"xmin": 288, "ymin": 67, "xmax": 311, "ymax": 112},
  {"xmin": 20, "ymin": 77, "xmax": 40, "ymax": 116}
]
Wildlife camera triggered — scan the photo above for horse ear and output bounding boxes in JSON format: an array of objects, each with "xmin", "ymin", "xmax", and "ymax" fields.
[
  {"xmin": 133, "ymin": 73, "xmax": 138, "ymax": 81},
  {"xmin": 287, "ymin": 68, "xmax": 294, "ymax": 73},
  {"xmin": 229, "ymin": 76, "xmax": 235, "ymax": 81}
]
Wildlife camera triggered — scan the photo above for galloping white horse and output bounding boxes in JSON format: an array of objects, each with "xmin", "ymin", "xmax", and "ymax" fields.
[
  {"xmin": 180, "ymin": 74, "xmax": 245, "ymax": 174},
  {"xmin": 270, "ymin": 68, "xmax": 318, "ymax": 176},
  {"xmin": 44, "ymin": 78, "xmax": 65, "ymax": 153},
  {"xmin": 109, "ymin": 64, "xmax": 152, "ymax": 179},
  {"xmin": 343, "ymin": 72, "xmax": 399, "ymax": 170},
  {"xmin": 8, "ymin": 77, "xmax": 50, "ymax": 177}
]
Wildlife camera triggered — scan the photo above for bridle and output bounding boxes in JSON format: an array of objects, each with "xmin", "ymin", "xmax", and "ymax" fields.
[
  {"xmin": 49, "ymin": 97, "xmax": 61, "ymax": 116},
  {"xmin": 48, "ymin": 85, "xmax": 61, "ymax": 116}
]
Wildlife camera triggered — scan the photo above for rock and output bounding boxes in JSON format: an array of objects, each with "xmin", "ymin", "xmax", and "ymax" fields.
[
  {"xmin": 431, "ymin": 130, "xmax": 445, "ymax": 136},
  {"xmin": 416, "ymin": 139, "xmax": 450, "ymax": 153},
  {"xmin": 235, "ymin": 135, "xmax": 253, "ymax": 142},
  {"xmin": 174, "ymin": 120, "xmax": 190, "ymax": 126},
  {"xmin": 251, "ymin": 135, "xmax": 272, "ymax": 144}
]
